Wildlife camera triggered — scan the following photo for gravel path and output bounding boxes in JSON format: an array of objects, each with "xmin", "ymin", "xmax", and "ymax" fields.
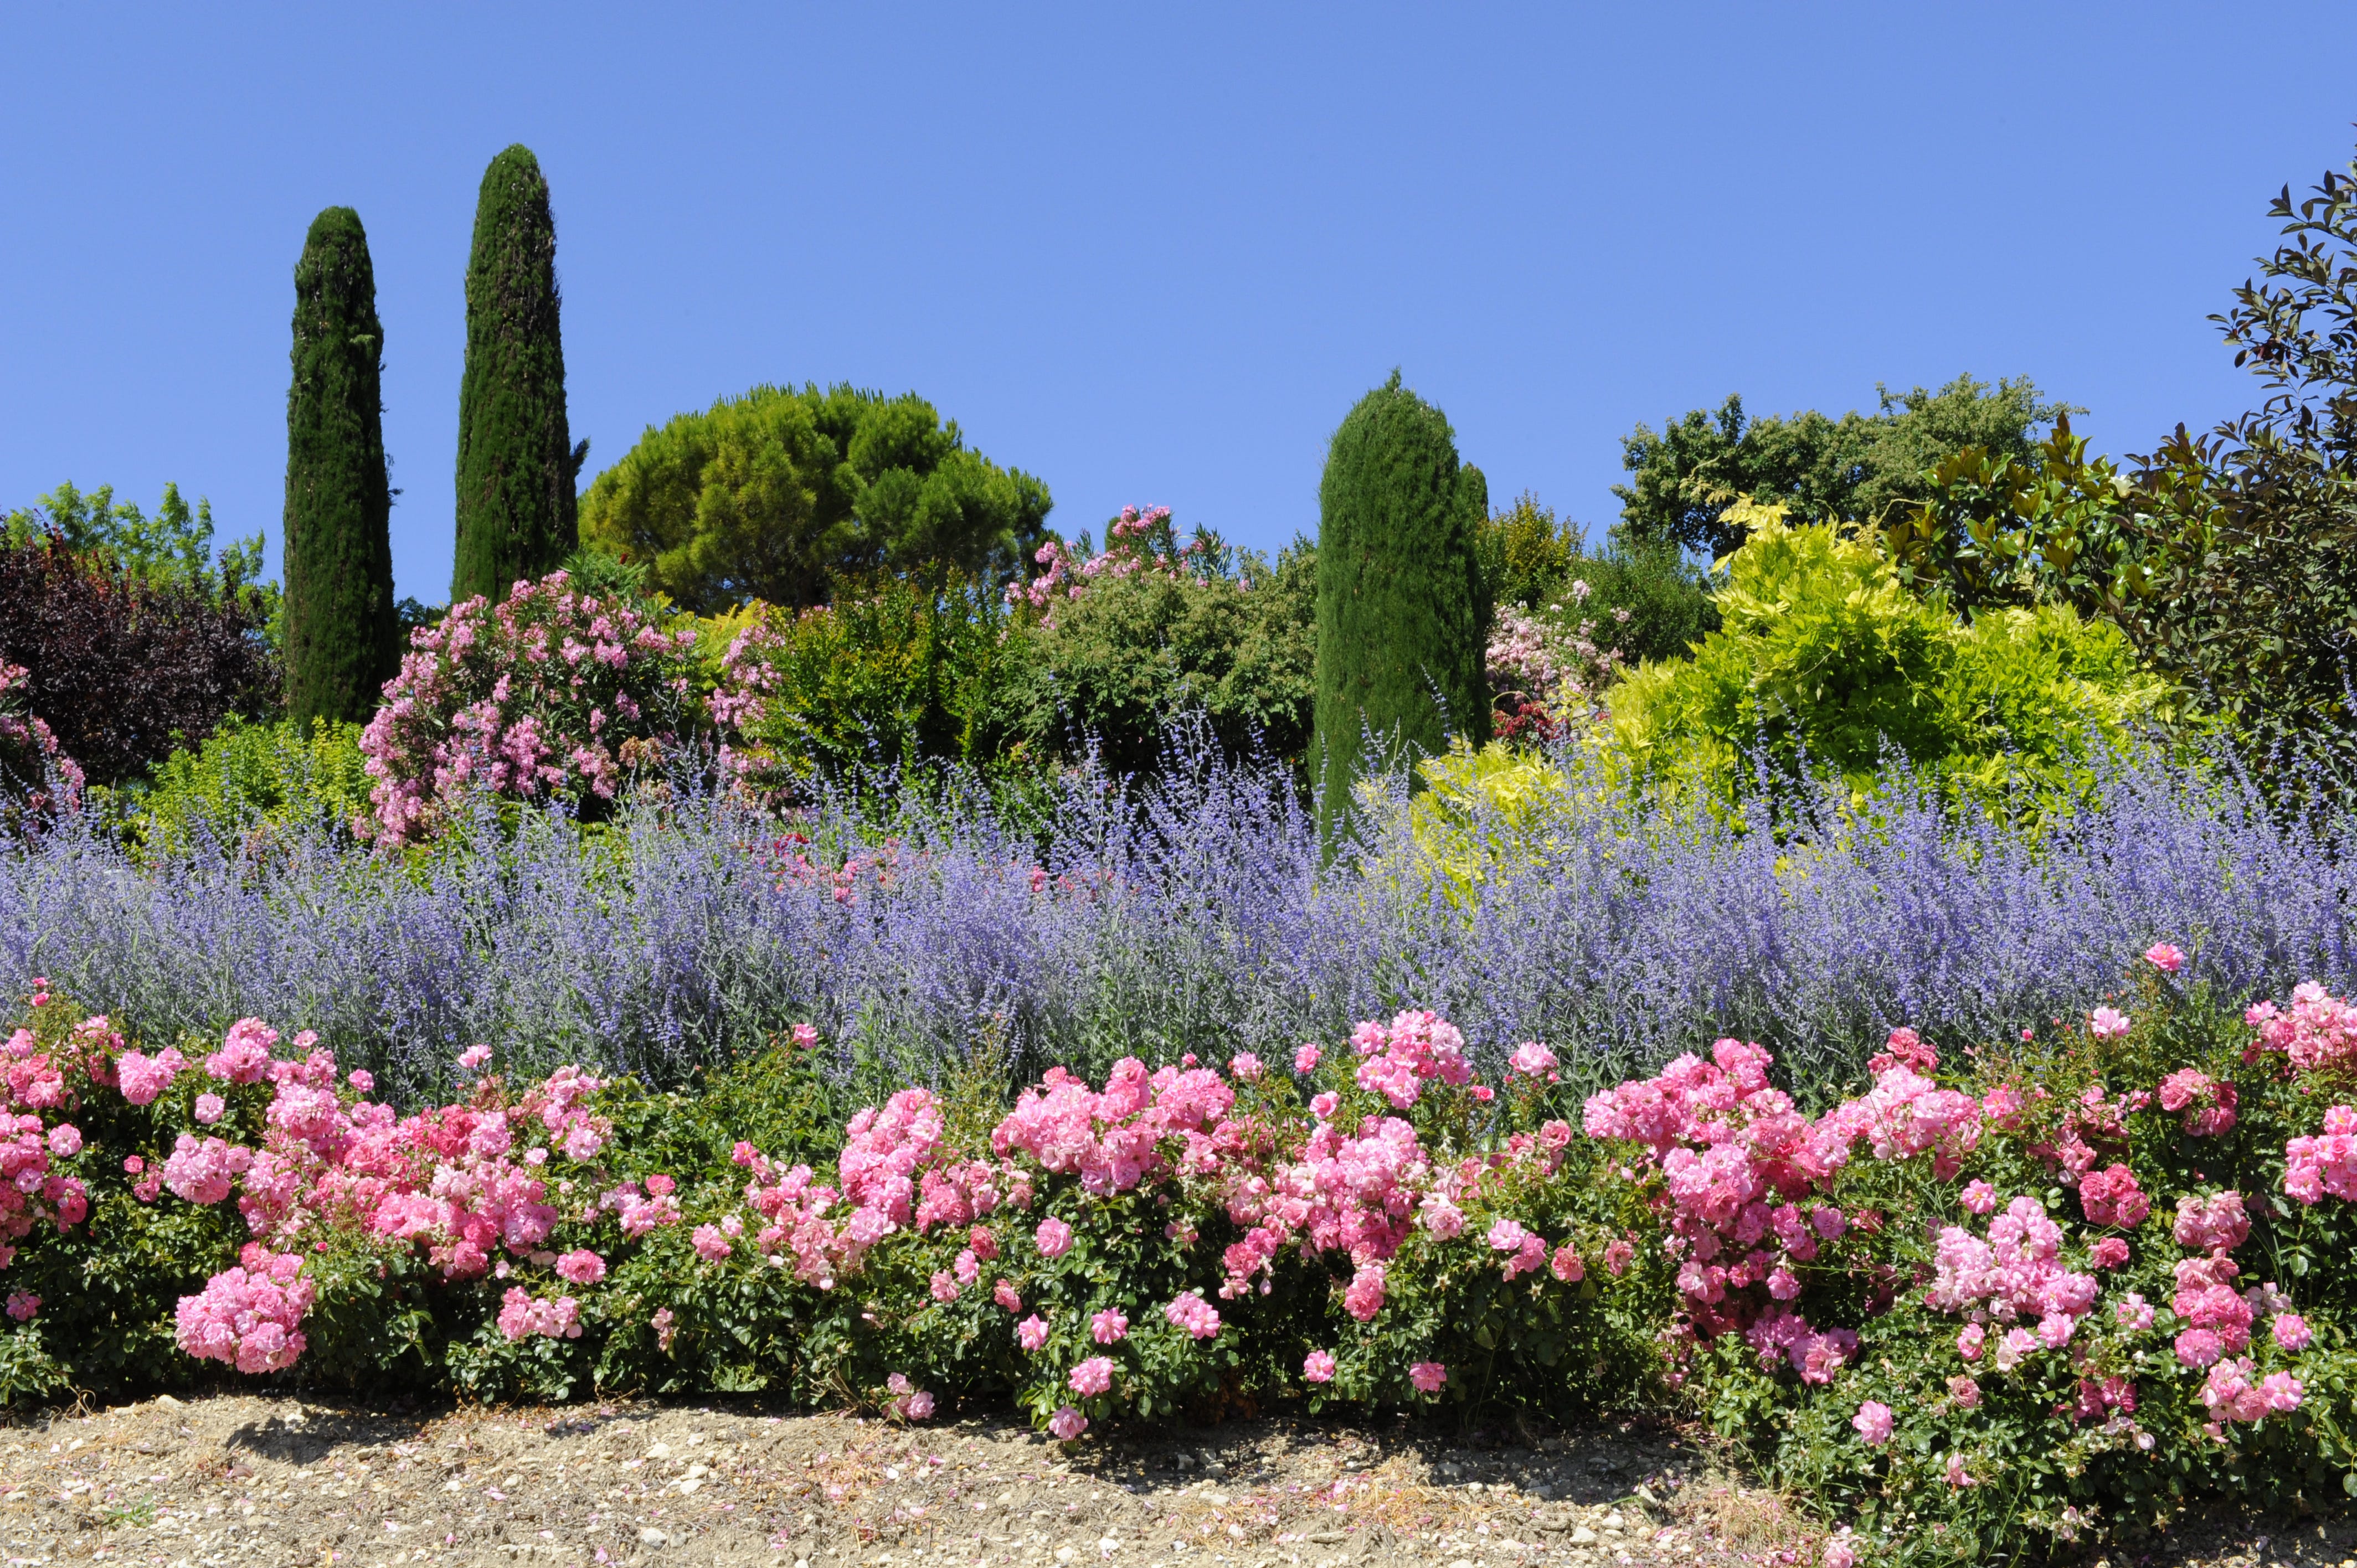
[{"xmin": 0, "ymin": 1394, "xmax": 2347, "ymax": 1567}]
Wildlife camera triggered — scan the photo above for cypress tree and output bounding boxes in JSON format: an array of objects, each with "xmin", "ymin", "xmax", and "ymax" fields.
[
  {"xmin": 453, "ymin": 145, "xmax": 584, "ymax": 604},
  {"xmin": 1313, "ymin": 371, "xmax": 1491, "ymax": 838},
  {"xmin": 282, "ymin": 206, "xmax": 399, "ymax": 729}
]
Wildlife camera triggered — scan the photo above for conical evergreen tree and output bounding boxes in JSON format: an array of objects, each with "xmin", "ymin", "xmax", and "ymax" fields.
[
  {"xmin": 1313, "ymin": 371, "xmax": 1491, "ymax": 840},
  {"xmin": 452, "ymin": 144, "xmax": 584, "ymax": 604},
  {"xmin": 282, "ymin": 206, "xmax": 399, "ymax": 729}
]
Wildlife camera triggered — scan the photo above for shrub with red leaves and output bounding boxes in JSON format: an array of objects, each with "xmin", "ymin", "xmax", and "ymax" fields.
[{"xmin": 0, "ymin": 535, "xmax": 277, "ymax": 788}]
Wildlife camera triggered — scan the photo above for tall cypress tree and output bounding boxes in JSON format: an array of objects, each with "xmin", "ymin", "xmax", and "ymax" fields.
[
  {"xmin": 452, "ymin": 144, "xmax": 584, "ymax": 604},
  {"xmin": 1313, "ymin": 371, "xmax": 1491, "ymax": 839},
  {"xmin": 282, "ymin": 206, "xmax": 399, "ymax": 729}
]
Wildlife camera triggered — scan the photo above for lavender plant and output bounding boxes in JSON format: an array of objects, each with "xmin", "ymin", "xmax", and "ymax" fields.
[{"xmin": 0, "ymin": 734, "xmax": 2350, "ymax": 1110}]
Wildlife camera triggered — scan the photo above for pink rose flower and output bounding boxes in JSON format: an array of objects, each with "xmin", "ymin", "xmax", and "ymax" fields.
[
  {"xmin": 1228, "ymin": 1054, "xmax": 1263, "ymax": 1082},
  {"xmin": 1408, "ymin": 1361, "xmax": 1447, "ymax": 1394},
  {"xmin": 1091, "ymin": 1308, "xmax": 1129, "ymax": 1344},
  {"xmin": 2274, "ymin": 1313, "xmax": 2313, "ymax": 1352},
  {"xmin": 2144, "ymin": 942, "xmax": 2186, "ymax": 973},
  {"xmin": 1294, "ymin": 1044, "xmax": 1321, "ymax": 1074},
  {"xmin": 45, "ymin": 1123, "xmax": 80, "ymax": 1157},
  {"xmin": 1309, "ymin": 1092, "xmax": 1340, "ymax": 1121},
  {"xmin": 1303, "ymin": 1350, "xmax": 1337, "ymax": 1383},
  {"xmin": 2089, "ymin": 1007, "xmax": 2131, "ymax": 1040},
  {"xmin": 193, "ymin": 1093, "xmax": 225, "ymax": 1126},
  {"xmin": 1035, "ymin": 1218, "xmax": 1074, "ymax": 1258},
  {"xmin": 554, "ymin": 1250, "xmax": 606, "ymax": 1285},
  {"xmin": 1959, "ymin": 1181, "xmax": 1997, "ymax": 1215},
  {"xmin": 1850, "ymin": 1401, "xmax": 1895, "ymax": 1445},
  {"xmin": 1069, "ymin": 1356, "xmax": 1114, "ymax": 1397},
  {"xmin": 1047, "ymin": 1406, "xmax": 1088, "ymax": 1441},
  {"xmin": 1017, "ymin": 1314, "xmax": 1050, "ymax": 1351}
]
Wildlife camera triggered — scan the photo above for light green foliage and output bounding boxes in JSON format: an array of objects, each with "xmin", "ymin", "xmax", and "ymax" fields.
[
  {"xmin": 1605, "ymin": 503, "xmax": 2168, "ymax": 810},
  {"xmin": 1314, "ymin": 372, "xmax": 1491, "ymax": 832},
  {"xmin": 579, "ymin": 384, "xmax": 1053, "ymax": 614},
  {"xmin": 4, "ymin": 481, "xmax": 268, "ymax": 605},
  {"xmin": 282, "ymin": 205, "xmax": 400, "ymax": 729},
  {"xmin": 132, "ymin": 716, "xmax": 372, "ymax": 854},
  {"xmin": 1614, "ymin": 376, "xmax": 2072, "ymax": 559},
  {"xmin": 453, "ymin": 146, "xmax": 582, "ymax": 604},
  {"xmin": 1031, "ymin": 535, "xmax": 1318, "ymax": 777}
]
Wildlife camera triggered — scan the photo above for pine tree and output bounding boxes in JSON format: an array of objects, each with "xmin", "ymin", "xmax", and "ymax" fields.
[
  {"xmin": 282, "ymin": 206, "xmax": 399, "ymax": 729},
  {"xmin": 1313, "ymin": 372, "xmax": 1491, "ymax": 838},
  {"xmin": 453, "ymin": 145, "xmax": 584, "ymax": 604}
]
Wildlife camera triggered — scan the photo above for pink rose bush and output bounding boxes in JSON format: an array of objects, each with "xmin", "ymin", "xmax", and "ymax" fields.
[
  {"xmin": 359, "ymin": 569, "xmax": 702, "ymax": 843},
  {"xmin": 11, "ymin": 958, "xmax": 2357, "ymax": 1561}
]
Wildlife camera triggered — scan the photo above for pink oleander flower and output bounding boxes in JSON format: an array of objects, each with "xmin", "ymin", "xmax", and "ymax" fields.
[
  {"xmin": 1017, "ymin": 1314, "xmax": 1050, "ymax": 1351},
  {"xmin": 2145, "ymin": 942, "xmax": 2186, "ymax": 973},
  {"xmin": 2089, "ymin": 1237, "xmax": 2130, "ymax": 1270},
  {"xmin": 4, "ymin": 1292, "xmax": 37, "ymax": 1322},
  {"xmin": 1303, "ymin": 1350, "xmax": 1337, "ymax": 1383},
  {"xmin": 2275, "ymin": 1313, "xmax": 2313, "ymax": 1352},
  {"xmin": 554, "ymin": 1250, "xmax": 606, "ymax": 1285},
  {"xmin": 1959, "ymin": 1180, "xmax": 1997, "ymax": 1215},
  {"xmin": 1047, "ymin": 1406, "xmax": 1088, "ymax": 1441},
  {"xmin": 1947, "ymin": 1375, "xmax": 1980, "ymax": 1407},
  {"xmin": 1091, "ymin": 1308, "xmax": 1129, "ymax": 1344},
  {"xmin": 1294, "ymin": 1044, "xmax": 1321, "ymax": 1074},
  {"xmin": 193, "ymin": 1093, "xmax": 225, "ymax": 1126},
  {"xmin": 1228, "ymin": 1054, "xmax": 1263, "ymax": 1082},
  {"xmin": 2089, "ymin": 1007, "xmax": 2131, "ymax": 1040},
  {"xmin": 1850, "ymin": 1401, "xmax": 1895, "ymax": 1446},
  {"xmin": 1035, "ymin": 1218, "xmax": 1074, "ymax": 1258},
  {"xmin": 1408, "ymin": 1361, "xmax": 1447, "ymax": 1394},
  {"xmin": 1957, "ymin": 1323, "xmax": 1985, "ymax": 1360},
  {"xmin": 1069, "ymin": 1356, "xmax": 1114, "ymax": 1396}
]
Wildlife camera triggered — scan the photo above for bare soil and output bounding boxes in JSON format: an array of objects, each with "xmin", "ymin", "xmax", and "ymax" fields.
[{"xmin": 0, "ymin": 1394, "xmax": 2348, "ymax": 1568}]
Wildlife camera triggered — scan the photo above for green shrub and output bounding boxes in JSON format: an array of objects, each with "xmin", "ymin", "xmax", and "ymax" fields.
[
  {"xmin": 709, "ymin": 580, "xmax": 1048, "ymax": 802},
  {"xmin": 132, "ymin": 716, "xmax": 372, "ymax": 853},
  {"xmin": 1314, "ymin": 372, "xmax": 1491, "ymax": 829},
  {"xmin": 1028, "ymin": 532, "xmax": 1318, "ymax": 777},
  {"xmin": 1604, "ymin": 502, "xmax": 2169, "ymax": 813}
]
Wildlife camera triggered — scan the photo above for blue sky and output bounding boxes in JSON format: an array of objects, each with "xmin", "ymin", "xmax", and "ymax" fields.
[{"xmin": 4, "ymin": 3, "xmax": 2354, "ymax": 601}]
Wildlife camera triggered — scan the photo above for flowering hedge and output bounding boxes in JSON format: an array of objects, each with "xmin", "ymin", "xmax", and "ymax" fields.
[
  {"xmin": 11, "ymin": 953, "xmax": 2357, "ymax": 1562},
  {"xmin": 359, "ymin": 570, "xmax": 702, "ymax": 843}
]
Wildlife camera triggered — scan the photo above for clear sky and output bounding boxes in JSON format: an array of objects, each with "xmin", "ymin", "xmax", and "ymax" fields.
[{"xmin": 4, "ymin": 3, "xmax": 2354, "ymax": 601}]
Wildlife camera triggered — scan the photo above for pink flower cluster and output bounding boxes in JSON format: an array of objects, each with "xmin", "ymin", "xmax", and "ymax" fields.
[
  {"xmin": 2246, "ymin": 982, "xmax": 2357, "ymax": 1072},
  {"xmin": 361, "ymin": 570, "xmax": 700, "ymax": 843},
  {"xmin": 174, "ymin": 1247, "xmax": 315, "ymax": 1373},
  {"xmin": 992, "ymin": 1058, "xmax": 1237, "ymax": 1194},
  {"xmin": 2157, "ymin": 1070, "xmax": 2237, "ymax": 1137},
  {"xmin": 1349, "ymin": 1010, "xmax": 1474, "ymax": 1111},
  {"xmin": 0, "ymin": 661, "xmax": 83, "ymax": 815},
  {"xmin": 497, "ymin": 1287, "xmax": 584, "ymax": 1340},
  {"xmin": 2285, "ymin": 1104, "xmax": 2357, "ymax": 1204}
]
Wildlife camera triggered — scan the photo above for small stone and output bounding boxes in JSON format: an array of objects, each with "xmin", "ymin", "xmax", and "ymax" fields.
[
  {"xmin": 1098, "ymin": 1536, "xmax": 1121, "ymax": 1553},
  {"xmin": 1308, "ymin": 1531, "xmax": 1347, "ymax": 1545},
  {"xmin": 1056, "ymin": 1548, "xmax": 1077, "ymax": 1564},
  {"xmin": 638, "ymin": 1526, "xmax": 668, "ymax": 1548},
  {"xmin": 1571, "ymin": 1526, "xmax": 1598, "ymax": 1545}
]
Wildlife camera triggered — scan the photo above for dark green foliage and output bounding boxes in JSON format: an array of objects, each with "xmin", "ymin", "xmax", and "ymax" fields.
[
  {"xmin": 1476, "ymin": 492, "xmax": 1717, "ymax": 664},
  {"xmin": 1035, "ymin": 534, "xmax": 1319, "ymax": 777},
  {"xmin": 282, "ymin": 207, "xmax": 399, "ymax": 729},
  {"xmin": 453, "ymin": 146, "xmax": 582, "ymax": 605},
  {"xmin": 1614, "ymin": 376, "xmax": 2072, "ymax": 559},
  {"xmin": 579, "ymin": 383, "xmax": 1053, "ymax": 613},
  {"xmin": 1313, "ymin": 372, "xmax": 1491, "ymax": 823},
  {"xmin": 1887, "ymin": 145, "xmax": 2357, "ymax": 742}
]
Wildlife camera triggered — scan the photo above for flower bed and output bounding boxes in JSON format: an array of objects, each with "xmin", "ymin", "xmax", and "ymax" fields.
[{"xmin": 7, "ymin": 954, "xmax": 2357, "ymax": 1561}]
